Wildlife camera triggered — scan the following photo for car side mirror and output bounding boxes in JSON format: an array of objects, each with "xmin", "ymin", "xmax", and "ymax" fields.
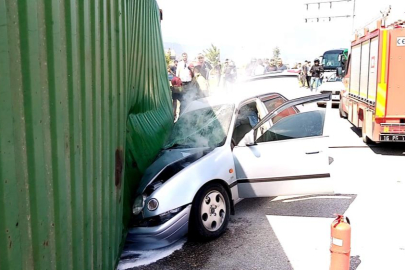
[
  {"xmin": 242, "ymin": 130, "xmax": 256, "ymax": 146},
  {"xmin": 338, "ymin": 55, "xmax": 342, "ymax": 62}
]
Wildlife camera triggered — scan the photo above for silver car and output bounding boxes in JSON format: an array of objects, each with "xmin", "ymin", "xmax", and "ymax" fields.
[{"xmin": 127, "ymin": 86, "xmax": 332, "ymax": 250}]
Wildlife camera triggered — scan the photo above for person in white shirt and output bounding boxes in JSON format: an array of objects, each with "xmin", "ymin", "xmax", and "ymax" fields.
[
  {"xmin": 176, "ymin": 52, "xmax": 192, "ymax": 84},
  {"xmin": 254, "ymin": 59, "xmax": 265, "ymax": 76}
]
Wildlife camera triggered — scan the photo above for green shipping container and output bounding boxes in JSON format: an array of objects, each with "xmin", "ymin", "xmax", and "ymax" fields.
[{"xmin": 0, "ymin": 0, "xmax": 173, "ymax": 269}]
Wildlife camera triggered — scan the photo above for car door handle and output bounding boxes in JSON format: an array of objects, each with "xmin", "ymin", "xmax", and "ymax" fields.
[{"xmin": 306, "ymin": 151, "xmax": 320, "ymax": 155}]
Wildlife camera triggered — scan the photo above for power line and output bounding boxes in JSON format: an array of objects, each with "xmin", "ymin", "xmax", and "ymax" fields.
[
  {"xmin": 305, "ymin": 15, "xmax": 352, "ymax": 23},
  {"xmin": 304, "ymin": 0, "xmax": 356, "ymax": 31},
  {"xmin": 304, "ymin": 0, "xmax": 352, "ymax": 10}
]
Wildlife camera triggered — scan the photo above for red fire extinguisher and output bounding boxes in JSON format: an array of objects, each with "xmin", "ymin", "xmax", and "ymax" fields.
[{"xmin": 330, "ymin": 214, "xmax": 351, "ymax": 270}]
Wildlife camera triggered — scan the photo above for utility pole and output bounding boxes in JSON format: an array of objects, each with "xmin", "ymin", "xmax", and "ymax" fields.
[{"xmin": 351, "ymin": 0, "xmax": 356, "ymax": 32}]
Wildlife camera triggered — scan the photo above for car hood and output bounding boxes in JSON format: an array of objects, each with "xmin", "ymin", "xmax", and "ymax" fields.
[{"xmin": 137, "ymin": 147, "xmax": 212, "ymax": 194}]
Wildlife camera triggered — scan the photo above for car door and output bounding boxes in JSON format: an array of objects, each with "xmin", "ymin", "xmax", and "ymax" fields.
[{"xmin": 232, "ymin": 93, "xmax": 333, "ymax": 198}]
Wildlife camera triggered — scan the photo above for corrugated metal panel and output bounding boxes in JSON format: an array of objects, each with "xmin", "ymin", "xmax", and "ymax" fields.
[{"xmin": 0, "ymin": 0, "xmax": 173, "ymax": 269}]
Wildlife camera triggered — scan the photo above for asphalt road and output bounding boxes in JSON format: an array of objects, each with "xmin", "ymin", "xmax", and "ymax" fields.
[{"xmin": 119, "ymin": 79, "xmax": 405, "ymax": 270}]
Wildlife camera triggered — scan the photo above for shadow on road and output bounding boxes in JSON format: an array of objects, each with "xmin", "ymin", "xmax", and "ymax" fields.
[
  {"xmin": 350, "ymin": 255, "xmax": 362, "ymax": 270},
  {"xmin": 350, "ymin": 126, "xmax": 362, "ymax": 138},
  {"xmin": 369, "ymin": 143, "xmax": 405, "ymax": 156}
]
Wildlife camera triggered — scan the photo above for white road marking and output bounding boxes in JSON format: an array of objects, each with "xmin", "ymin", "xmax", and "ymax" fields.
[
  {"xmin": 266, "ymin": 215, "xmax": 334, "ymax": 270},
  {"xmin": 281, "ymin": 195, "xmax": 353, "ymax": 203}
]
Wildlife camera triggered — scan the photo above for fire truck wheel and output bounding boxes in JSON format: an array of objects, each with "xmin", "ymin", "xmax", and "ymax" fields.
[{"xmin": 339, "ymin": 101, "xmax": 347, "ymax": 118}]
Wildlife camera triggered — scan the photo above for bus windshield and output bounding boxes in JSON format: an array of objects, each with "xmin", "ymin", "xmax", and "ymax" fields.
[{"xmin": 322, "ymin": 52, "xmax": 342, "ymax": 68}]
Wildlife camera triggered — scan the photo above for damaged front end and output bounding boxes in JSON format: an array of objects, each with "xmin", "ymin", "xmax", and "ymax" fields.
[{"xmin": 127, "ymin": 148, "xmax": 212, "ymax": 249}]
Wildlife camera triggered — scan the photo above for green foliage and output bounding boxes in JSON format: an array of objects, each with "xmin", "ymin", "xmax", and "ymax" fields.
[
  {"xmin": 273, "ymin": 46, "xmax": 281, "ymax": 60},
  {"xmin": 203, "ymin": 44, "xmax": 221, "ymax": 67},
  {"xmin": 165, "ymin": 49, "xmax": 172, "ymax": 67}
]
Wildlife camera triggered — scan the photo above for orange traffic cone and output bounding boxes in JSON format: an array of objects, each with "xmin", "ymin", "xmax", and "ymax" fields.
[{"xmin": 330, "ymin": 215, "xmax": 351, "ymax": 270}]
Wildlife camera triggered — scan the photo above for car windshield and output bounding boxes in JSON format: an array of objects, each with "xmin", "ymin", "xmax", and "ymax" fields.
[{"xmin": 164, "ymin": 104, "xmax": 235, "ymax": 149}]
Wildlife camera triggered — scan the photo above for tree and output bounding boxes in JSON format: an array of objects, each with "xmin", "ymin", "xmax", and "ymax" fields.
[
  {"xmin": 273, "ymin": 47, "xmax": 280, "ymax": 60},
  {"xmin": 203, "ymin": 44, "xmax": 220, "ymax": 68},
  {"xmin": 165, "ymin": 48, "xmax": 172, "ymax": 67}
]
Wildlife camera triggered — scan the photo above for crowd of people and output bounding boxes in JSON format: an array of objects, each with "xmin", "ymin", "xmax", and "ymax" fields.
[
  {"xmin": 166, "ymin": 52, "xmax": 325, "ymax": 121},
  {"xmin": 167, "ymin": 52, "xmax": 238, "ymax": 121},
  {"xmin": 298, "ymin": 59, "xmax": 324, "ymax": 91},
  {"xmin": 245, "ymin": 58, "xmax": 288, "ymax": 76}
]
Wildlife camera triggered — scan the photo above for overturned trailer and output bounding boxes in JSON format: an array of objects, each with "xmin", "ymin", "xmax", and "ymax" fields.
[{"xmin": 0, "ymin": 0, "xmax": 172, "ymax": 269}]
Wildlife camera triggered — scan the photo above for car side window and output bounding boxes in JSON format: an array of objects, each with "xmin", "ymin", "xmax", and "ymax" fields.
[
  {"xmin": 256, "ymin": 110, "xmax": 326, "ymax": 143},
  {"xmin": 262, "ymin": 97, "xmax": 297, "ymax": 124},
  {"xmin": 232, "ymin": 102, "xmax": 259, "ymax": 145},
  {"xmin": 263, "ymin": 97, "xmax": 285, "ymax": 112}
]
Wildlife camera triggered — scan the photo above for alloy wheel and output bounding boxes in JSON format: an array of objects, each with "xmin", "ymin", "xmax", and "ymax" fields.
[{"xmin": 200, "ymin": 191, "xmax": 226, "ymax": 232}]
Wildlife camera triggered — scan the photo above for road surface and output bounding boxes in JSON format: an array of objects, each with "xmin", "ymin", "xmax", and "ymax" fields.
[{"xmin": 119, "ymin": 78, "xmax": 405, "ymax": 270}]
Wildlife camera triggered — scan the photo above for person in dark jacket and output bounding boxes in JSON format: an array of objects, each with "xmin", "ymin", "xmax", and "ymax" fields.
[
  {"xmin": 302, "ymin": 61, "xmax": 308, "ymax": 87},
  {"xmin": 309, "ymin": 59, "xmax": 324, "ymax": 91}
]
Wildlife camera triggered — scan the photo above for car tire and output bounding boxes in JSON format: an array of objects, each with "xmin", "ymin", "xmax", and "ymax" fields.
[
  {"xmin": 339, "ymin": 100, "xmax": 347, "ymax": 118},
  {"xmin": 189, "ymin": 183, "xmax": 230, "ymax": 241}
]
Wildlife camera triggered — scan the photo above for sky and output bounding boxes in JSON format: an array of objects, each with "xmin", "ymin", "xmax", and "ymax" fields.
[{"xmin": 157, "ymin": 0, "xmax": 405, "ymax": 66}]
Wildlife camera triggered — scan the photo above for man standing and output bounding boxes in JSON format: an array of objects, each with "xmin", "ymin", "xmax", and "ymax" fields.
[
  {"xmin": 309, "ymin": 59, "xmax": 324, "ymax": 91},
  {"xmin": 176, "ymin": 52, "xmax": 192, "ymax": 85},
  {"xmin": 168, "ymin": 60, "xmax": 177, "ymax": 81},
  {"xmin": 276, "ymin": 59, "xmax": 287, "ymax": 71},
  {"xmin": 306, "ymin": 61, "xmax": 312, "ymax": 89},
  {"xmin": 194, "ymin": 53, "xmax": 212, "ymax": 96},
  {"xmin": 301, "ymin": 61, "xmax": 308, "ymax": 87},
  {"xmin": 170, "ymin": 60, "xmax": 178, "ymax": 77},
  {"xmin": 254, "ymin": 59, "xmax": 265, "ymax": 76},
  {"xmin": 265, "ymin": 59, "xmax": 278, "ymax": 72},
  {"xmin": 174, "ymin": 52, "xmax": 194, "ymax": 116},
  {"xmin": 171, "ymin": 76, "xmax": 182, "ymax": 122},
  {"xmin": 223, "ymin": 59, "xmax": 237, "ymax": 91},
  {"xmin": 245, "ymin": 58, "xmax": 257, "ymax": 77}
]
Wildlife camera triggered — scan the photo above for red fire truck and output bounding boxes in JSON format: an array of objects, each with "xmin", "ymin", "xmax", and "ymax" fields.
[{"xmin": 340, "ymin": 19, "xmax": 405, "ymax": 143}]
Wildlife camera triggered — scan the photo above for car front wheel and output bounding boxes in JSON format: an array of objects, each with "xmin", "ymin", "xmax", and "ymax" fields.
[{"xmin": 189, "ymin": 183, "xmax": 230, "ymax": 240}]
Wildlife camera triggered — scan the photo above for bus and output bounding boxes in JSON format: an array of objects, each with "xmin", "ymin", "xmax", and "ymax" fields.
[
  {"xmin": 322, "ymin": 48, "xmax": 348, "ymax": 78},
  {"xmin": 317, "ymin": 48, "xmax": 348, "ymax": 107}
]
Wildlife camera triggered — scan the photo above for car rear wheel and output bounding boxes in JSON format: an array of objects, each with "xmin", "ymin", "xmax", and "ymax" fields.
[{"xmin": 189, "ymin": 183, "xmax": 230, "ymax": 240}]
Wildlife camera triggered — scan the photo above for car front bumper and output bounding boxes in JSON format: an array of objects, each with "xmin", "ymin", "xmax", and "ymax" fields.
[{"xmin": 126, "ymin": 204, "xmax": 191, "ymax": 250}]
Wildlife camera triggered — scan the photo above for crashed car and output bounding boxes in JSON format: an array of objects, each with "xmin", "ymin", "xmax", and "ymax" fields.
[{"xmin": 127, "ymin": 88, "xmax": 332, "ymax": 249}]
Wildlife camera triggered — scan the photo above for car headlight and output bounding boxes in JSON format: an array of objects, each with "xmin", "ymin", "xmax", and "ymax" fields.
[
  {"xmin": 132, "ymin": 194, "xmax": 146, "ymax": 215},
  {"xmin": 147, "ymin": 198, "xmax": 159, "ymax": 211}
]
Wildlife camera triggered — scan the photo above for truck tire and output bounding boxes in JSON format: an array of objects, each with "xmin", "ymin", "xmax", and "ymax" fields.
[{"xmin": 339, "ymin": 100, "xmax": 347, "ymax": 118}]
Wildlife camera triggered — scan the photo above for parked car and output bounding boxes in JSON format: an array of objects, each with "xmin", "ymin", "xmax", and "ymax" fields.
[{"xmin": 127, "ymin": 80, "xmax": 332, "ymax": 250}]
